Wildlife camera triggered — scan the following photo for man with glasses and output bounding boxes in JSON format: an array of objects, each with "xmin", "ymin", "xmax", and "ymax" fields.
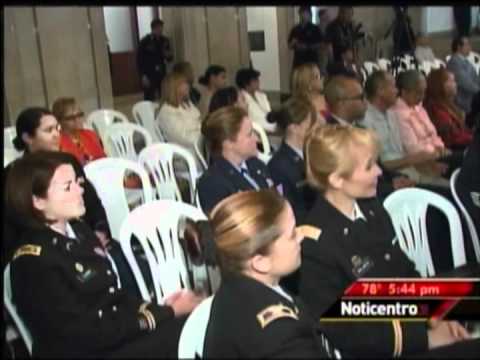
[{"xmin": 323, "ymin": 75, "xmax": 367, "ymax": 126}]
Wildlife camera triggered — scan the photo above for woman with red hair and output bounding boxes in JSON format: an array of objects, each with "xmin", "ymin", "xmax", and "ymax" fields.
[{"xmin": 424, "ymin": 68, "xmax": 473, "ymax": 150}]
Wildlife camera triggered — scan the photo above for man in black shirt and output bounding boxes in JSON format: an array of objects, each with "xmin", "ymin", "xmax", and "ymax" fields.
[
  {"xmin": 288, "ymin": 7, "xmax": 323, "ymax": 70},
  {"xmin": 137, "ymin": 19, "xmax": 173, "ymax": 101},
  {"xmin": 325, "ymin": 7, "xmax": 357, "ymax": 63}
]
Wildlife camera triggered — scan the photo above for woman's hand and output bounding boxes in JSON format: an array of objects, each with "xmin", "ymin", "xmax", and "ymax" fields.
[
  {"xmin": 427, "ymin": 320, "xmax": 471, "ymax": 349},
  {"xmin": 164, "ymin": 289, "xmax": 205, "ymax": 317},
  {"xmin": 94, "ymin": 230, "xmax": 110, "ymax": 248}
]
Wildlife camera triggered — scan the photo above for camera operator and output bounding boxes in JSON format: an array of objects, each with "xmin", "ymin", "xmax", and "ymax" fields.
[{"xmin": 325, "ymin": 7, "xmax": 365, "ymax": 63}]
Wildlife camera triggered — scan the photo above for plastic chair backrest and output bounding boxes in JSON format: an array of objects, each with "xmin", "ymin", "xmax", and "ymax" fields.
[
  {"xmin": 86, "ymin": 109, "xmax": 129, "ymax": 147},
  {"xmin": 377, "ymin": 58, "xmax": 391, "ymax": 71},
  {"xmin": 383, "ymin": 188, "xmax": 466, "ymax": 276},
  {"xmin": 132, "ymin": 101, "xmax": 165, "ymax": 142},
  {"xmin": 362, "ymin": 61, "xmax": 380, "ymax": 75},
  {"xmin": 118, "ymin": 200, "xmax": 207, "ymax": 302},
  {"xmin": 419, "ymin": 60, "xmax": 433, "ymax": 76},
  {"xmin": 4, "ymin": 126, "xmax": 16, "ymax": 149},
  {"xmin": 194, "ymin": 135, "xmax": 209, "ymax": 172},
  {"xmin": 4, "ymin": 148, "xmax": 22, "ymax": 167},
  {"xmin": 4, "ymin": 264, "xmax": 33, "ymax": 355},
  {"xmin": 450, "ymin": 168, "xmax": 480, "ymax": 263},
  {"xmin": 103, "ymin": 122, "xmax": 153, "ymax": 161},
  {"xmin": 84, "ymin": 157, "xmax": 154, "ymax": 240},
  {"xmin": 139, "ymin": 143, "xmax": 199, "ymax": 204},
  {"xmin": 432, "ymin": 58, "xmax": 446, "ymax": 69},
  {"xmin": 252, "ymin": 121, "xmax": 271, "ymax": 164},
  {"xmin": 178, "ymin": 295, "xmax": 214, "ymax": 359}
]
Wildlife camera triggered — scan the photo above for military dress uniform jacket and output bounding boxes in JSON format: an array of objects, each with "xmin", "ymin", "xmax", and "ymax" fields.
[
  {"xmin": 204, "ymin": 273, "xmax": 336, "ymax": 358},
  {"xmin": 268, "ymin": 142, "xmax": 317, "ymax": 224},
  {"xmin": 197, "ymin": 156, "xmax": 274, "ymax": 213},
  {"xmin": 3, "ymin": 152, "xmax": 109, "ymax": 269},
  {"xmin": 10, "ymin": 220, "xmax": 179, "ymax": 358},
  {"xmin": 299, "ymin": 196, "xmax": 429, "ymax": 357}
]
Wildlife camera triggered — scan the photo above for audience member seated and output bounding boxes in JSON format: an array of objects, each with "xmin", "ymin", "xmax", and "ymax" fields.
[
  {"xmin": 362, "ymin": 70, "xmax": 448, "ymax": 188},
  {"xmin": 323, "ymin": 75, "xmax": 366, "ymax": 126},
  {"xmin": 447, "ymin": 36, "xmax": 480, "ymax": 123},
  {"xmin": 414, "ymin": 32, "xmax": 436, "ymax": 63},
  {"xmin": 298, "ymin": 125, "xmax": 472, "ymax": 357},
  {"xmin": 6, "ymin": 151, "xmax": 204, "ymax": 357},
  {"xmin": 457, "ymin": 122, "xmax": 480, "ymax": 262},
  {"xmin": 197, "ymin": 65, "xmax": 227, "ymax": 117},
  {"xmin": 267, "ymin": 97, "xmax": 318, "ymax": 224},
  {"xmin": 3, "ymin": 108, "xmax": 108, "ymax": 268},
  {"xmin": 172, "ymin": 61, "xmax": 201, "ymax": 106},
  {"xmin": 291, "ymin": 62, "xmax": 328, "ymax": 124},
  {"xmin": 326, "ymin": 44, "xmax": 363, "ymax": 84},
  {"xmin": 156, "ymin": 71, "xmax": 202, "ymax": 169},
  {"xmin": 424, "ymin": 68, "xmax": 473, "ymax": 151},
  {"xmin": 202, "ymin": 190, "xmax": 335, "ymax": 358},
  {"xmin": 208, "ymin": 86, "xmax": 248, "ymax": 114},
  {"xmin": 51, "ymin": 97, "xmax": 106, "ymax": 165},
  {"xmin": 236, "ymin": 68, "xmax": 276, "ymax": 133},
  {"xmin": 197, "ymin": 106, "xmax": 274, "ymax": 213}
]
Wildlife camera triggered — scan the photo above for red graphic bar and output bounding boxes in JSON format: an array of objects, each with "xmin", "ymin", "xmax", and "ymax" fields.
[{"xmin": 344, "ymin": 280, "xmax": 475, "ymax": 297}]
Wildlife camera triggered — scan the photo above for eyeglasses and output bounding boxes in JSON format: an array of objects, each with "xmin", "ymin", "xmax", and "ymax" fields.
[
  {"xmin": 341, "ymin": 93, "xmax": 365, "ymax": 102},
  {"xmin": 62, "ymin": 111, "xmax": 85, "ymax": 121}
]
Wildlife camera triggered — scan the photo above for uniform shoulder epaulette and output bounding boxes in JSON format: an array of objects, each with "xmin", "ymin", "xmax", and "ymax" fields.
[
  {"xmin": 297, "ymin": 225, "xmax": 322, "ymax": 240},
  {"xmin": 13, "ymin": 244, "xmax": 42, "ymax": 260},
  {"xmin": 256, "ymin": 303, "xmax": 299, "ymax": 329}
]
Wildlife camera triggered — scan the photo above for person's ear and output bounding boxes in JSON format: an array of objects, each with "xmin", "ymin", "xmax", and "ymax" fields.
[
  {"xmin": 32, "ymin": 195, "xmax": 47, "ymax": 212},
  {"xmin": 328, "ymin": 171, "xmax": 344, "ymax": 191},
  {"xmin": 22, "ymin": 133, "xmax": 34, "ymax": 148},
  {"xmin": 249, "ymin": 253, "xmax": 272, "ymax": 274}
]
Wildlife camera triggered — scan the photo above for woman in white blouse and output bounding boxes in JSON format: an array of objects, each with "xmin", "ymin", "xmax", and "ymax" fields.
[
  {"xmin": 157, "ymin": 71, "xmax": 202, "ymax": 168},
  {"xmin": 236, "ymin": 68, "xmax": 276, "ymax": 133}
]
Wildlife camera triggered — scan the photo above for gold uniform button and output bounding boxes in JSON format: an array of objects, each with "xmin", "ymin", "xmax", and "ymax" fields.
[
  {"xmin": 98, "ymin": 309, "xmax": 103, "ymax": 318},
  {"xmin": 384, "ymin": 253, "xmax": 391, "ymax": 261},
  {"xmin": 112, "ymin": 305, "xmax": 117, "ymax": 312},
  {"xmin": 109, "ymin": 287, "xmax": 115, "ymax": 294},
  {"xmin": 106, "ymin": 270, "xmax": 112, "ymax": 276}
]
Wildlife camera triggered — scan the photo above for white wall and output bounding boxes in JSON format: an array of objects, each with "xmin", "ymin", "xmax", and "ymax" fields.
[
  {"xmin": 103, "ymin": 7, "xmax": 134, "ymax": 53},
  {"xmin": 422, "ymin": 6, "xmax": 480, "ymax": 34},
  {"xmin": 246, "ymin": 7, "xmax": 281, "ymax": 92},
  {"xmin": 137, "ymin": 7, "xmax": 154, "ymax": 40}
]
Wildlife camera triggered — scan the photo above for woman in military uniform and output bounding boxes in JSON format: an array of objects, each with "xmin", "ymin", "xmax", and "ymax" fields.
[
  {"xmin": 267, "ymin": 96, "xmax": 318, "ymax": 224},
  {"xmin": 197, "ymin": 106, "xmax": 275, "ymax": 214},
  {"xmin": 6, "ymin": 151, "xmax": 204, "ymax": 358},
  {"xmin": 201, "ymin": 189, "xmax": 337, "ymax": 358},
  {"xmin": 298, "ymin": 125, "xmax": 472, "ymax": 357}
]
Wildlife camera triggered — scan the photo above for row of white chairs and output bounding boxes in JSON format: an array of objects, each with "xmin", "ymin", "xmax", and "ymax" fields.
[{"xmin": 4, "ymin": 171, "xmax": 479, "ymax": 357}]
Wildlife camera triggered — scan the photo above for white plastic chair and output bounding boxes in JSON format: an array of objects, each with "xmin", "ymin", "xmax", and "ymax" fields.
[
  {"xmin": 362, "ymin": 61, "xmax": 380, "ymax": 76},
  {"xmin": 103, "ymin": 122, "xmax": 153, "ymax": 161},
  {"xmin": 384, "ymin": 188, "xmax": 466, "ymax": 277},
  {"xmin": 139, "ymin": 143, "xmax": 199, "ymax": 205},
  {"xmin": 418, "ymin": 60, "xmax": 433, "ymax": 76},
  {"xmin": 4, "ymin": 148, "xmax": 22, "ymax": 167},
  {"xmin": 194, "ymin": 135, "xmax": 209, "ymax": 172},
  {"xmin": 4, "ymin": 126, "xmax": 16, "ymax": 149},
  {"xmin": 432, "ymin": 58, "xmax": 446, "ymax": 69},
  {"xmin": 450, "ymin": 168, "xmax": 480, "ymax": 263},
  {"xmin": 178, "ymin": 295, "xmax": 214, "ymax": 359},
  {"xmin": 4, "ymin": 263, "xmax": 33, "ymax": 355},
  {"xmin": 86, "ymin": 109, "xmax": 129, "ymax": 148},
  {"xmin": 118, "ymin": 200, "xmax": 208, "ymax": 302},
  {"xmin": 84, "ymin": 157, "xmax": 154, "ymax": 240},
  {"xmin": 132, "ymin": 101, "xmax": 165, "ymax": 143},
  {"xmin": 377, "ymin": 58, "xmax": 391, "ymax": 71},
  {"xmin": 252, "ymin": 122, "xmax": 271, "ymax": 164}
]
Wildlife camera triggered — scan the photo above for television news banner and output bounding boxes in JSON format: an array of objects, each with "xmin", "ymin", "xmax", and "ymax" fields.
[{"xmin": 321, "ymin": 278, "xmax": 480, "ymax": 336}]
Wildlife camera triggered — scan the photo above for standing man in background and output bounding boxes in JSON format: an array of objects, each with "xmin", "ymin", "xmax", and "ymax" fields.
[
  {"xmin": 288, "ymin": 7, "xmax": 323, "ymax": 71},
  {"xmin": 137, "ymin": 18, "xmax": 173, "ymax": 101}
]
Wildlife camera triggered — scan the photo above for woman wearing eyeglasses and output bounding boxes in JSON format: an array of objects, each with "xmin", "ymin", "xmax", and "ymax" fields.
[{"xmin": 52, "ymin": 97, "xmax": 106, "ymax": 166}]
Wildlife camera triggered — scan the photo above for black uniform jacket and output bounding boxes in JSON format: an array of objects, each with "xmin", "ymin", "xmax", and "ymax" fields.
[
  {"xmin": 288, "ymin": 22, "xmax": 323, "ymax": 68},
  {"xmin": 268, "ymin": 142, "xmax": 317, "ymax": 224},
  {"xmin": 299, "ymin": 195, "xmax": 428, "ymax": 357},
  {"xmin": 10, "ymin": 220, "xmax": 175, "ymax": 358},
  {"xmin": 204, "ymin": 273, "xmax": 335, "ymax": 358},
  {"xmin": 137, "ymin": 33, "xmax": 171, "ymax": 79},
  {"xmin": 3, "ymin": 152, "xmax": 109, "ymax": 269},
  {"xmin": 197, "ymin": 156, "xmax": 274, "ymax": 213}
]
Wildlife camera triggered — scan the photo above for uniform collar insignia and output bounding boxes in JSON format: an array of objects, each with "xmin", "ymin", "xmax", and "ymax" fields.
[{"xmin": 297, "ymin": 225, "xmax": 322, "ymax": 240}]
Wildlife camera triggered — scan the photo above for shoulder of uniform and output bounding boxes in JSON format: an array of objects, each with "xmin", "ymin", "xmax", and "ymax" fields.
[
  {"xmin": 12, "ymin": 244, "xmax": 42, "ymax": 261},
  {"xmin": 256, "ymin": 303, "xmax": 300, "ymax": 329},
  {"xmin": 297, "ymin": 225, "xmax": 322, "ymax": 241}
]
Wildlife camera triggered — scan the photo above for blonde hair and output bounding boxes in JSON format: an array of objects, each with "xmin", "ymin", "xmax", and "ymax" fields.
[
  {"xmin": 305, "ymin": 125, "xmax": 380, "ymax": 191},
  {"xmin": 202, "ymin": 106, "xmax": 248, "ymax": 155},
  {"xmin": 162, "ymin": 71, "xmax": 189, "ymax": 107},
  {"xmin": 210, "ymin": 189, "xmax": 287, "ymax": 275},
  {"xmin": 291, "ymin": 63, "xmax": 322, "ymax": 98}
]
